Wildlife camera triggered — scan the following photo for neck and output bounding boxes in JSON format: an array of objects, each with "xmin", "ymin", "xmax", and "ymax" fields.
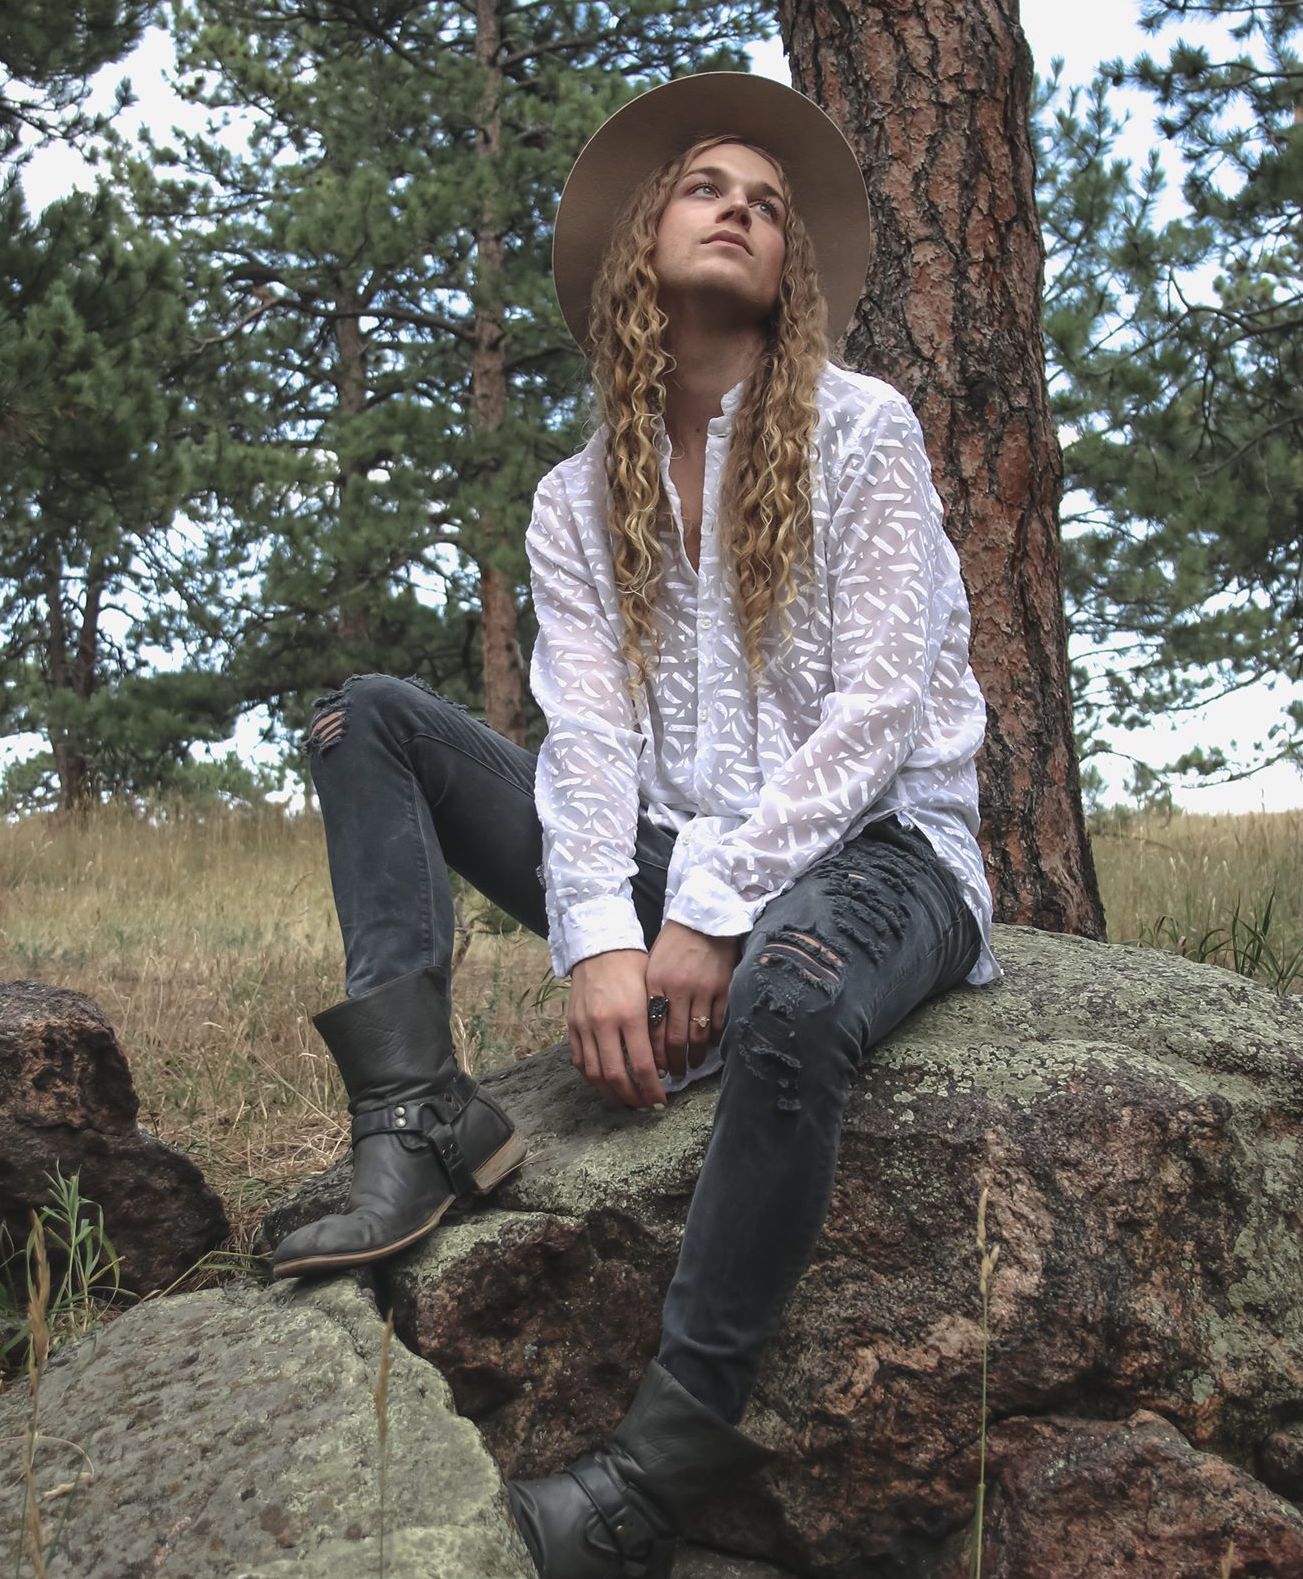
[{"xmin": 660, "ymin": 316, "xmax": 765, "ymax": 452}]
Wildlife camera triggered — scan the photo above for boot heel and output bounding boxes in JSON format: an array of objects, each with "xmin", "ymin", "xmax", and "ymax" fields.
[{"xmin": 473, "ymin": 1130, "xmax": 528, "ymax": 1193}]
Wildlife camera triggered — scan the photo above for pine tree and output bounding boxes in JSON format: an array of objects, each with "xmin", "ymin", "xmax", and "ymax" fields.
[
  {"xmin": 777, "ymin": 0, "xmax": 1105, "ymax": 936},
  {"xmin": 1039, "ymin": 1, "xmax": 1302, "ymax": 787},
  {"xmin": 128, "ymin": 0, "xmax": 768, "ymax": 744},
  {"xmin": 0, "ymin": 184, "xmax": 231, "ymax": 810},
  {"xmin": 0, "ymin": 0, "xmax": 152, "ymax": 159}
]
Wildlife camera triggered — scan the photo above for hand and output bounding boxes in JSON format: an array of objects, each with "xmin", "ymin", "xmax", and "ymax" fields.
[
  {"xmin": 567, "ymin": 950, "xmax": 666, "ymax": 1110},
  {"xmin": 646, "ymin": 921, "xmax": 740, "ymax": 1080}
]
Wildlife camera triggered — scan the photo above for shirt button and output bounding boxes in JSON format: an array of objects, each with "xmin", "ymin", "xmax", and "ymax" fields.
[{"xmin": 700, "ymin": 616, "xmax": 713, "ymax": 630}]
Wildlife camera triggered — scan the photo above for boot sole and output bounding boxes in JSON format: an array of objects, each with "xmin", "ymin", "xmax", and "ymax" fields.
[{"xmin": 270, "ymin": 1131, "xmax": 529, "ymax": 1278}]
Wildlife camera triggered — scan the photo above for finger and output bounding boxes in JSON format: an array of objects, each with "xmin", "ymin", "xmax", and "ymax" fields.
[
  {"xmin": 644, "ymin": 979, "xmax": 668, "ymax": 1074},
  {"xmin": 568, "ymin": 1021, "xmax": 583, "ymax": 1070},
  {"xmin": 622, "ymin": 1020, "xmax": 666, "ymax": 1109},
  {"xmin": 665, "ymin": 990, "xmax": 691, "ymax": 1059},
  {"xmin": 663, "ymin": 1010, "xmax": 688, "ymax": 1081},
  {"xmin": 686, "ymin": 998, "xmax": 713, "ymax": 1066},
  {"xmin": 579, "ymin": 1026, "xmax": 603, "ymax": 1087},
  {"xmin": 648, "ymin": 1007, "xmax": 668, "ymax": 1076},
  {"xmin": 597, "ymin": 1023, "xmax": 641, "ymax": 1108}
]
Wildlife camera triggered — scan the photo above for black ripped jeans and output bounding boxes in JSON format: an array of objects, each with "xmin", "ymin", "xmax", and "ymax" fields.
[{"xmin": 307, "ymin": 673, "xmax": 981, "ymax": 1425}]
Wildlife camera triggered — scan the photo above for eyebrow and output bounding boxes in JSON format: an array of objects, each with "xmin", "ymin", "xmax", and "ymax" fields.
[{"xmin": 680, "ymin": 164, "xmax": 787, "ymax": 207}]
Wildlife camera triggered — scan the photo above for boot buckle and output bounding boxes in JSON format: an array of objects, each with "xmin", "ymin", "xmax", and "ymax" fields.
[{"xmin": 427, "ymin": 1072, "xmax": 474, "ymax": 1126}]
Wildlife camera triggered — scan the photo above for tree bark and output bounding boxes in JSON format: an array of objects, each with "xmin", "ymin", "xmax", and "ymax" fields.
[
  {"xmin": 333, "ymin": 273, "xmax": 372, "ymax": 649},
  {"xmin": 778, "ymin": 0, "xmax": 1104, "ymax": 936},
  {"xmin": 472, "ymin": 0, "xmax": 526, "ymax": 744}
]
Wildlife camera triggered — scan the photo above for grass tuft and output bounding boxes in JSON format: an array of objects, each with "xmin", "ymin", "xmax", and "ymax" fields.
[
  {"xmin": 969, "ymin": 1185, "xmax": 1000, "ymax": 1578},
  {"xmin": 1092, "ymin": 809, "xmax": 1302, "ymax": 992},
  {"xmin": 18, "ymin": 1211, "xmax": 51, "ymax": 1579},
  {"xmin": 3, "ymin": 1167, "xmax": 124, "ymax": 1371}
]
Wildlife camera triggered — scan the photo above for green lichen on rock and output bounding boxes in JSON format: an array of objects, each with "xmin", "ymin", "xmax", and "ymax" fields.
[{"xmin": 0, "ymin": 1277, "xmax": 532, "ymax": 1579}]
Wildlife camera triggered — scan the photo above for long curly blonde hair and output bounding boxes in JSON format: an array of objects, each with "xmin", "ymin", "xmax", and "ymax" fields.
[{"xmin": 587, "ymin": 134, "xmax": 828, "ymax": 688}]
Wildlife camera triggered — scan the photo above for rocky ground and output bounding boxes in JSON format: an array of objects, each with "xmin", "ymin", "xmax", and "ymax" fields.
[{"xmin": 5, "ymin": 924, "xmax": 1303, "ymax": 1576}]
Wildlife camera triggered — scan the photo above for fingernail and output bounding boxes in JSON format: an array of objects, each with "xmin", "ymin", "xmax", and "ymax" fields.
[{"xmin": 653, "ymin": 1101, "xmax": 666, "ymax": 1111}]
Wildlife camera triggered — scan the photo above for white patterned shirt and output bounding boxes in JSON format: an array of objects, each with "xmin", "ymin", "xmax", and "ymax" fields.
[{"xmin": 527, "ymin": 362, "xmax": 999, "ymax": 987}]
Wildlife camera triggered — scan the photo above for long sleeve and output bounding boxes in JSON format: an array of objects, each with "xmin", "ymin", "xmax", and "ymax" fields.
[
  {"xmin": 527, "ymin": 469, "xmax": 648, "ymax": 977},
  {"xmin": 664, "ymin": 395, "xmax": 968, "ymax": 936}
]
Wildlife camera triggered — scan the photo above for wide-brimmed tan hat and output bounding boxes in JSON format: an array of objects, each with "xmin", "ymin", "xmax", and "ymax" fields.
[{"xmin": 552, "ymin": 72, "xmax": 870, "ymax": 352}]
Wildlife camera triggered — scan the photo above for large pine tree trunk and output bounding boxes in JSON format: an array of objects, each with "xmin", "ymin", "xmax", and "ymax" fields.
[
  {"xmin": 472, "ymin": 0, "xmax": 526, "ymax": 744},
  {"xmin": 779, "ymin": 0, "xmax": 1104, "ymax": 936}
]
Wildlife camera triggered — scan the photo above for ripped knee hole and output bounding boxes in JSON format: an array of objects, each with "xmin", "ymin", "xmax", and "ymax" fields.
[
  {"xmin": 306, "ymin": 702, "xmax": 348, "ymax": 752},
  {"xmin": 756, "ymin": 929, "xmax": 845, "ymax": 989}
]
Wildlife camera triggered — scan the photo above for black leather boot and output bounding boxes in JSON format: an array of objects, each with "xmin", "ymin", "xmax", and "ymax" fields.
[
  {"xmin": 506, "ymin": 1360, "xmax": 774, "ymax": 1578},
  {"xmin": 269, "ymin": 965, "xmax": 526, "ymax": 1278}
]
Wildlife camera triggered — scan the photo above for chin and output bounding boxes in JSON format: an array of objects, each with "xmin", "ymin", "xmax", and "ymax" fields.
[{"xmin": 663, "ymin": 275, "xmax": 778, "ymax": 328}]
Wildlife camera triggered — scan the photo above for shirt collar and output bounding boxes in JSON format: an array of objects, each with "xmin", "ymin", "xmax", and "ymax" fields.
[{"xmin": 713, "ymin": 378, "xmax": 747, "ymax": 432}]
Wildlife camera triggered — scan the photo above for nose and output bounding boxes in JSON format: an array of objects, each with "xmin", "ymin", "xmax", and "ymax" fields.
[{"xmin": 718, "ymin": 189, "xmax": 751, "ymax": 228}]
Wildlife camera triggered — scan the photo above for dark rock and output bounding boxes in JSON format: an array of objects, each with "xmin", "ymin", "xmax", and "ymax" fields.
[
  {"xmin": 0, "ymin": 979, "xmax": 228, "ymax": 1294},
  {"xmin": 676, "ymin": 1551, "xmax": 798, "ymax": 1578},
  {"xmin": 1260, "ymin": 1422, "xmax": 1303, "ymax": 1502}
]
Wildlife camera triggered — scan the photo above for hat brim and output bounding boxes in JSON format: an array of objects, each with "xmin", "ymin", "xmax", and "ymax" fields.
[{"xmin": 552, "ymin": 72, "xmax": 870, "ymax": 352}]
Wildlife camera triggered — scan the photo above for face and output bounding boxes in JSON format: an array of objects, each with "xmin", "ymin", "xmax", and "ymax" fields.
[{"xmin": 651, "ymin": 141, "xmax": 788, "ymax": 328}]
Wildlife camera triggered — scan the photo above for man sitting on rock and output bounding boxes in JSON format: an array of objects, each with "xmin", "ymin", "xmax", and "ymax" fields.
[{"xmin": 269, "ymin": 71, "xmax": 998, "ymax": 1579}]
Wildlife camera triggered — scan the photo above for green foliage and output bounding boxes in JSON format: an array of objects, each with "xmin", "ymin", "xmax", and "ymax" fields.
[
  {"xmin": 1036, "ymin": 2, "xmax": 1303, "ymax": 787},
  {"xmin": 0, "ymin": 181, "xmax": 235, "ymax": 808},
  {"xmin": 0, "ymin": 743, "xmax": 284, "ymax": 814},
  {"xmin": 0, "ymin": 0, "xmax": 153, "ymax": 160},
  {"xmin": 1, "ymin": 1165, "xmax": 124, "ymax": 1370},
  {"xmin": 1135, "ymin": 890, "xmax": 1303, "ymax": 994}
]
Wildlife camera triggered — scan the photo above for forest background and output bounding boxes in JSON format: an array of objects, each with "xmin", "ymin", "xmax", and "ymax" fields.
[{"xmin": 1, "ymin": 0, "xmax": 1300, "ymax": 823}]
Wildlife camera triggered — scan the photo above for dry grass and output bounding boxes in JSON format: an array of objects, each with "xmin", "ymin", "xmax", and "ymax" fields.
[
  {"xmin": 0, "ymin": 801, "xmax": 1296, "ymax": 1261},
  {"xmin": 1092, "ymin": 807, "xmax": 1303, "ymax": 991},
  {"xmin": 0, "ymin": 803, "xmax": 563, "ymax": 1252}
]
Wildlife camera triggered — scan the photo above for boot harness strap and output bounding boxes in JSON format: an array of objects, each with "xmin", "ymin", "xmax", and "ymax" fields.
[
  {"xmin": 565, "ymin": 1451, "xmax": 664, "ymax": 1576},
  {"xmin": 351, "ymin": 1071, "xmax": 480, "ymax": 1198}
]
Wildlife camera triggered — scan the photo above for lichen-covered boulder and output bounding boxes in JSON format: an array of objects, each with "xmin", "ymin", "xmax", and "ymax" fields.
[
  {"xmin": 0, "ymin": 1277, "xmax": 532, "ymax": 1578},
  {"xmin": 264, "ymin": 926, "xmax": 1303, "ymax": 1575},
  {"xmin": 0, "ymin": 979, "xmax": 228, "ymax": 1292}
]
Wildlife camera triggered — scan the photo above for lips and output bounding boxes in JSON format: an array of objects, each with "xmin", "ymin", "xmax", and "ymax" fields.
[{"xmin": 705, "ymin": 231, "xmax": 751, "ymax": 254}]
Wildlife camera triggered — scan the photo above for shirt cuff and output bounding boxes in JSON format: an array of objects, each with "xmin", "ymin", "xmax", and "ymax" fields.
[
  {"xmin": 663, "ymin": 865, "xmax": 758, "ymax": 937},
  {"xmin": 557, "ymin": 895, "xmax": 647, "ymax": 977}
]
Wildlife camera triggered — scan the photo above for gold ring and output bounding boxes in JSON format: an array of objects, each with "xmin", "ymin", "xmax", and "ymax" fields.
[{"xmin": 692, "ymin": 1015, "xmax": 711, "ymax": 1029}]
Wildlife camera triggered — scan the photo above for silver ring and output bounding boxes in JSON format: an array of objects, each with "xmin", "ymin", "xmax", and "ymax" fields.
[{"xmin": 647, "ymin": 995, "xmax": 669, "ymax": 1028}]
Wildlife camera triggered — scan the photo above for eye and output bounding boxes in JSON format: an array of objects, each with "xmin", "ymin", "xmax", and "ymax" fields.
[
  {"xmin": 688, "ymin": 180, "xmax": 717, "ymax": 196},
  {"xmin": 754, "ymin": 198, "xmax": 780, "ymax": 219}
]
